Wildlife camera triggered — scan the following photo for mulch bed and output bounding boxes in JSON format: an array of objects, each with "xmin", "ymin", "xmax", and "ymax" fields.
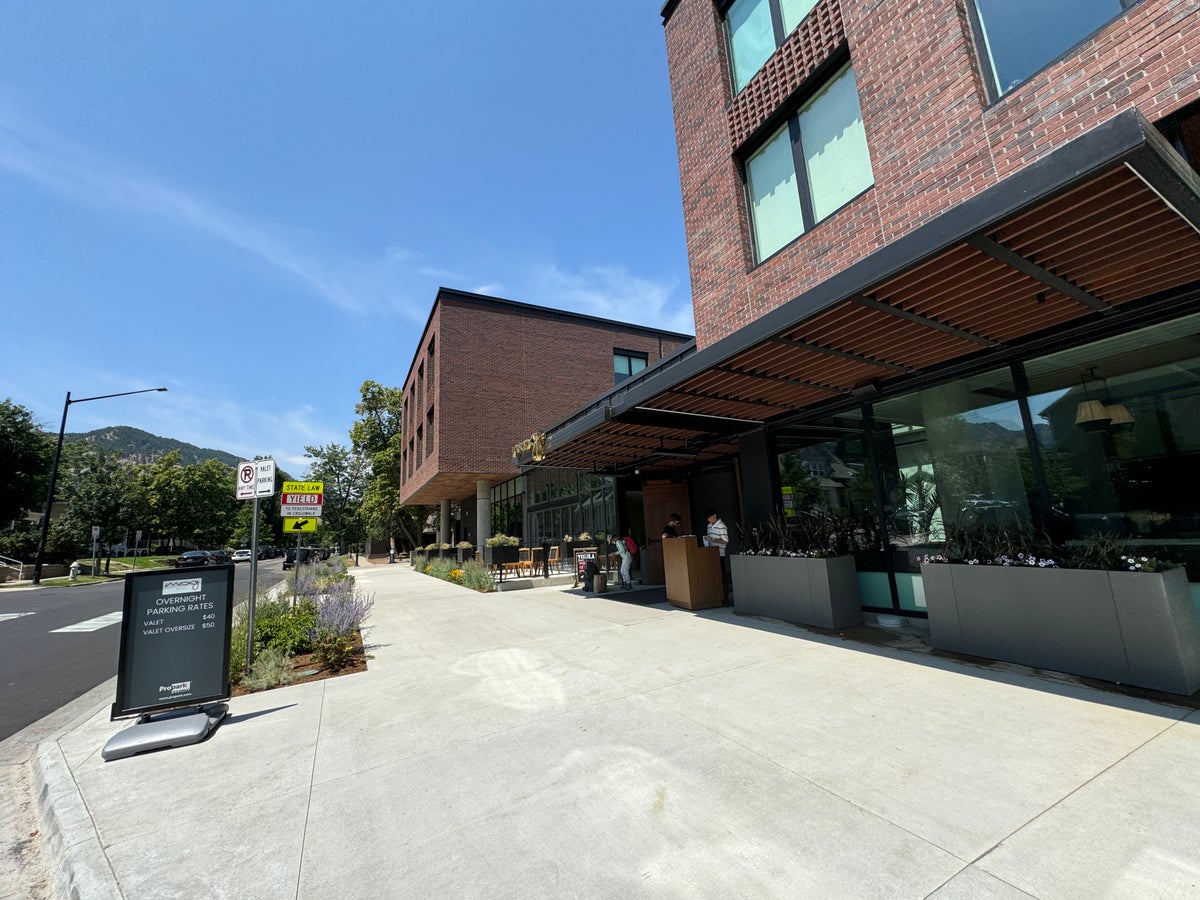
[{"xmin": 231, "ymin": 630, "xmax": 369, "ymax": 697}]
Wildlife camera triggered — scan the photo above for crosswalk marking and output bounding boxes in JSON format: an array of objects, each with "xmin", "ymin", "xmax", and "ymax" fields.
[
  {"xmin": 51, "ymin": 612, "xmax": 123, "ymax": 633},
  {"xmin": 0, "ymin": 612, "xmax": 35, "ymax": 623}
]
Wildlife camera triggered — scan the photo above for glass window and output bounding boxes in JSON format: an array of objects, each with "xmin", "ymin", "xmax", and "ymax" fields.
[
  {"xmin": 800, "ymin": 66, "xmax": 873, "ymax": 221},
  {"xmin": 614, "ymin": 350, "xmax": 648, "ymax": 384},
  {"xmin": 972, "ymin": 0, "xmax": 1137, "ymax": 97},
  {"xmin": 779, "ymin": 0, "xmax": 820, "ymax": 34},
  {"xmin": 727, "ymin": 0, "xmax": 776, "ymax": 92},
  {"xmin": 745, "ymin": 64, "xmax": 873, "ymax": 262},
  {"xmin": 747, "ymin": 123, "xmax": 805, "ymax": 260},
  {"xmin": 727, "ymin": 0, "xmax": 822, "ymax": 92}
]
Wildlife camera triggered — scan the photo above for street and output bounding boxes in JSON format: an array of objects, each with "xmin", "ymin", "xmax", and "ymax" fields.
[{"xmin": 0, "ymin": 560, "xmax": 285, "ymax": 741}]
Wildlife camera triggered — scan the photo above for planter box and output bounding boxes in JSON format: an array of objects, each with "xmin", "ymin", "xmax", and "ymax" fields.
[
  {"xmin": 482, "ymin": 545, "xmax": 519, "ymax": 567},
  {"xmin": 456, "ymin": 548, "xmax": 476, "ymax": 565},
  {"xmin": 732, "ymin": 554, "xmax": 862, "ymax": 629},
  {"xmin": 921, "ymin": 564, "xmax": 1200, "ymax": 694}
]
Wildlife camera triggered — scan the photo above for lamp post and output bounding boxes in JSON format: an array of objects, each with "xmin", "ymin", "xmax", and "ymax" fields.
[{"xmin": 31, "ymin": 387, "xmax": 168, "ymax": 585}]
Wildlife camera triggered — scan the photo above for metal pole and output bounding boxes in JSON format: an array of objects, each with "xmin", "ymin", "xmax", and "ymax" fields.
[
  {"xmin": 245, "ymin": 496, "xmax": 259, "ymax": 676},
  {"xmin": 291, "ymin": 531, "xmax": 301, "ymax": 607},
  {"xmin": 32, "ymin": 392, "xmax": 71, "ymax": 585}
]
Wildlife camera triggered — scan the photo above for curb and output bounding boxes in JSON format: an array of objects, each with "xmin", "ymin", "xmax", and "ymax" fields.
[{"xmin": 32, "ymin": 742, "xmax": 122, "ymax": 900}]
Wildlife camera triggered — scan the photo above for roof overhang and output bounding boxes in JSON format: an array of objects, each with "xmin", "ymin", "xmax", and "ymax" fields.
[
  {"xmin": 518, "ymin": 109, "xmax": 1200, "ymax": 474},
  {"xmin": 399, "ymin": 470, "xmax": 519, "ymax": 506}
]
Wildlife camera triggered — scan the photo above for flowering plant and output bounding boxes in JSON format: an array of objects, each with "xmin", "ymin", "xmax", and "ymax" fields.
[
  {"xmin": 484, "ymin": 533, "xmax": 520, "ymax": 547},
  {"xmin": 927, "ymin": 521, "xmax": 1177, "ymax": 572},
  {"xmin": 576, "ymin": 531, "xmax": 592, "ymax": 542}
]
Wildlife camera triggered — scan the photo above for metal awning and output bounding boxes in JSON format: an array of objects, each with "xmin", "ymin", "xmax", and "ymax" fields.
[{"xmin": 518, "ymin": 110, "xmax": 1200, "ymax": 473}]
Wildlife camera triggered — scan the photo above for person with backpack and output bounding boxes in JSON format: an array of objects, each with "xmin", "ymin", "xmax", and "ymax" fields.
[{"xmin": 617, "ymin": 529, "xmax": 638, "ymax": 590}]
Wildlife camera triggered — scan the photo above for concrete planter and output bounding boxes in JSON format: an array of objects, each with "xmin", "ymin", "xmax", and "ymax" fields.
[
  {"xmin": 732, "ymin": 554, "xmax": 862, "ymax": 629},
  {"xmin": 921, "ymin": 563, "xmax": 1200, "ymax": 694}
]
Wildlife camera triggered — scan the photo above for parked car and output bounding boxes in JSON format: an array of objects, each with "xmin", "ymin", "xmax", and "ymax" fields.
[
  {"xmin": 206, "ymin": 550, "xmax": 232, "ymax": 565},
  {"xmin": 231, "ymin": 549, "xmax": 253, "ymax": 563},
  {"xmin": 282, "ymin": 547, "xmax": 312, "ymax": 570},
  {"xmin": 175, "ymin": 550, "xmax": 210, "ymax": 568}
]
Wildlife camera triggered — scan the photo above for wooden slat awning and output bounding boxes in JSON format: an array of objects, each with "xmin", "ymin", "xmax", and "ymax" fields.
[{"xmin": 520, "ymin": 110, "xmax": 1200, "ymax": 474}]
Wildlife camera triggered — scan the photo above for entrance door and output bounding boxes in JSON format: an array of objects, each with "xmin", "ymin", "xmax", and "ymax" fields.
[{"xmin": 642, "ymin": 480, "xmax": 691, "ymax": 584}]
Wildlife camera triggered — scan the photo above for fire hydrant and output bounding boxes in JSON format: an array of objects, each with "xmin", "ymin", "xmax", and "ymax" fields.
[{"xmin": 69, "ymin": 561, "xmax": 81, "ymax": 581}]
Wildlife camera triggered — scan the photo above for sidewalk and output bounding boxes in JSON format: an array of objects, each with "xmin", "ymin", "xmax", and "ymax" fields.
[{"xmin": 9, "ymin": 563, "xmax": 1200, "ymax": 898}]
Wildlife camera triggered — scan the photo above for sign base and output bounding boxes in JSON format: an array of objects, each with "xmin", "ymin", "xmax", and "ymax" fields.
[{"xmin": 101, "ymin": 703, "xmax": 228, "ymax": 762}]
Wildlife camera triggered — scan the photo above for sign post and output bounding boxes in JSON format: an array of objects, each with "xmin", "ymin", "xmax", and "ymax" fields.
[
  {"xmin": 235, "ymin": 459, "xmax": 275, "ymax": 674},
  {"xmin": 91, "ymin": 525, "xmax": 100, "ymax": 577},
  {"xmin": 101, "ymin": 565, "xmax": 236, "ymax": 761}
]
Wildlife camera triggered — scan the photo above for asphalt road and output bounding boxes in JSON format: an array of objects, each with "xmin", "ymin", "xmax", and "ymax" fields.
[{"xmin": 0, "ymin": 559, "xmax": 285, "ymax": 742}]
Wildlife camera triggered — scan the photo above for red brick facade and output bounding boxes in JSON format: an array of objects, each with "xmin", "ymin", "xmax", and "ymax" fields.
[
  {"xmin": 398, "ymin": 290, "xmax": 691, "ymax": 504},
  {"xmin": 664, "ymin": 0, "xmax": 1200, "ymax": 349}
]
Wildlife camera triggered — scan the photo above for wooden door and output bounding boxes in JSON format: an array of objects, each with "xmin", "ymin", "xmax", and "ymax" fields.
[{"xmin": 641, "ymin": 480, "xmax": 691, "ymax": 584}]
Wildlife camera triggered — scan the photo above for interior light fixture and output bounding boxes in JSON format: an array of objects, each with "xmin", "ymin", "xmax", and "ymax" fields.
[{"xmin": 1075, "ymin": 367, "xmax": 1112, "ymax": 431}]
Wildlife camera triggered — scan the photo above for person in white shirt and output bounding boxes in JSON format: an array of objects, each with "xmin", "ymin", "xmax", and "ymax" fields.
[{"xmin": 706, "ymin": 508, "xmax": 731, "ymax": 600}]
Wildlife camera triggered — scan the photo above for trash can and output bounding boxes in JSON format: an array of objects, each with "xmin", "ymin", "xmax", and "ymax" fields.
[
  {"xmin": 595, "ymin": 572, "xmax": 607, "ymax": 593},
  {"xmin": 583, "ymin": 560, "xmax": 600, "ymax": 592}
]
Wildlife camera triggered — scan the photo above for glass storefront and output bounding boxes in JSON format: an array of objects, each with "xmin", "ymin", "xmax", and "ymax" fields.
[
  {"xmin": 770, "ymin": 311, "xmax": 1200, "ymax": 613},
  {"xmin": 870, "ymin": 312, "xmax": 1200, "ymax": 592},
  {"xmin": 522, "ymin": 469, "xmax": 616, "ymax": 545}
]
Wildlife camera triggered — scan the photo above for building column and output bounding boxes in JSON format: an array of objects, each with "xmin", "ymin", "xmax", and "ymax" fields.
[
  {"xmin": 476, "ymin": 479, "xmax": 491, "ymax": 552},
  {"xmin": 739, "ymin": 428, "xmax": 778, "ymax": 526},
  {"xmin": 439, "ymin": 499, "xmax": 451, "ymax": 545}
]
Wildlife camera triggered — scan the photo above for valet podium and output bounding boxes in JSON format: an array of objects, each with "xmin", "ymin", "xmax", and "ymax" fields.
[{"xmin": 662, "ymin": 538, "xmax": 724, "ymax": 610}]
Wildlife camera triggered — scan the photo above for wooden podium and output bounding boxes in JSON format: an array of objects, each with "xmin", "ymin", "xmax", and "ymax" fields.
[{"xmin": 662, "ymin": 538, "xmax": 724, "ymax": 610}]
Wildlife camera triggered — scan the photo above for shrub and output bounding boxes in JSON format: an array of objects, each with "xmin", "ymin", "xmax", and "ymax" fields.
[
  {"xmin": 229, "ymin": 617, "xmax": 247, "ymax": 683},
  {"xmin": 485, "ymin": 533, "xmax": 520, "ymax": 547},
  {"xmin": 456, "ymin": 541, "xmax": 473, "ymax": 549},
  {"xmin": 253, "ymin": 599, "xmax": 316, "ymax": 656},
  {"xmin": 242, "ymin": 646, "xmax": 297, "ymax": 691},
  {"xmin": 311, "ymin": 631, "xmax": 358, "ymax": 672},
  {"xmin": 458, "ymin": 559, "xmax": 496, "ymax": 592}
]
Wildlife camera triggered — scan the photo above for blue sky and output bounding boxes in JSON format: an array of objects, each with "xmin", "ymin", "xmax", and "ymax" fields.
[{"xmin": 0, "ymin": 2, "xmax": 693, "ymax": 474}]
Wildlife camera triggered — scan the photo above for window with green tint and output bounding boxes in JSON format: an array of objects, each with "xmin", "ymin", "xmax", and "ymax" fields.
[
  {"xmin": 779, "ymin": 0, "xmax": 820, "ymax": 34},
  {"xmin": 744, "ymin": 64, "xmax": 873, "ymax": 262},
  {"xmin": 727, "ymin": 0, "xmax": 775, "ymax": 92},
  {"xmin": 971, "ymin": 0, "xmax": 1139, "ymax": 97},
  {"xmin": 747, "ymin": 122, "xmax": 805, "ymax": 260},
  {"xmin": 614, "ymin": 350, "xmax": 648, "ymax": 384},
  {"xmin": 800, "ymin": 65, "xmax": 873, "ymax": 221},
  {"xmin": 727, "ymin": 0, "xmax": 821, "ymax": 92}
]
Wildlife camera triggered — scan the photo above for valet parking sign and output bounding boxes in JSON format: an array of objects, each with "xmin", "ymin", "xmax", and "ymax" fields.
[{"xmin": 112, "ymin": 566, "xmax": 236, "ymax": 719}]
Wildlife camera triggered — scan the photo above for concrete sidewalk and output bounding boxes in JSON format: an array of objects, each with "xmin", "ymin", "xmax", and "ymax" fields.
[{"xmin": 9, "ymin": 563, "xmax": 1200, "ymax": 898}]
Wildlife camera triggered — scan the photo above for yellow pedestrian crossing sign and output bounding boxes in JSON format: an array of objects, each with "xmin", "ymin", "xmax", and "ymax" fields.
[{"xmin": 285, "ymin": 517, "xmax": 317, "ymax": 532}]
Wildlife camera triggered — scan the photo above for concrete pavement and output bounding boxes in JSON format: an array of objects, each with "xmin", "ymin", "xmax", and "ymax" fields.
[{"xmin": 6, "ymin": 561, "xmax": 1200, "ymax": 898}]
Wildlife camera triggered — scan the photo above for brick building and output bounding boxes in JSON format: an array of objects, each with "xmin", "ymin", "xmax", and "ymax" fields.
[
  {"xmin": 396, "ymin": 287, "xmax": 691, "ymax": 550},
  {"xmin": 521, "ymin": 0, "xmax": 1200, "ymax": 616}
]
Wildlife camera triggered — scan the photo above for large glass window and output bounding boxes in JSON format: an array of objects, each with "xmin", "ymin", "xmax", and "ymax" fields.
[
  {"xmin": 726, "ymin": 0, "xmax": 821, "ymax": 92},
  {"xmin": 972, "ymin": 0, "xmax": 1140, "ymax": 97},
  {"xmin": 746, "ymin": 64, "xmax": 873, "ymax": 262},
  {"xmin": 524, "ymin": 468, "xmax": 616, "ymax": 544}
]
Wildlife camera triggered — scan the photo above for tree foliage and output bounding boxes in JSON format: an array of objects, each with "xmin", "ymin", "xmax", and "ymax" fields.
[
  {"xmin": 0, "ymin": 399, "xmax": 51, "ymax": 526},
  {"xmin": 304, "ymin": 442, "xmax": 365, "ymax": 550},
  {"xmin": 350, "ymin": 380, "xmax": 428, "ymax": 552}
]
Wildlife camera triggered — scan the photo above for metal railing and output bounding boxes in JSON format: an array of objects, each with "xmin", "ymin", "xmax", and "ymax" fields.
[{"xmin": 0, "ymin": 555, "xmax": 26, "ymax": 580}]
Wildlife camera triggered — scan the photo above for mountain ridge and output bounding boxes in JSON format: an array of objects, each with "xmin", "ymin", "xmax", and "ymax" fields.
[{"xmin": 64, "ymin": 426, "xmax": 240, "ymax": 467}]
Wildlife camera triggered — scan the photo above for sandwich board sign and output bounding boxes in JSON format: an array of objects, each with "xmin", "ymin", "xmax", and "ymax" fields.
[{"xmin": 103, "ymin": 565, "xmax": 236, "ymax": 761}]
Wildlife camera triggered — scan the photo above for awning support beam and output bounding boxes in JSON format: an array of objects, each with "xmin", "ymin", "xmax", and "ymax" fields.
[
  {"xmin": 850, "ymin": 294, "xmax": 999, "ymax": 347},
  {"xmin": 768, "ymin": 336, "xmax": 914, "ymax": 373},
  {"xmin": 966, "ymin": 234, "xmax": 1111, "ymax": 312}
]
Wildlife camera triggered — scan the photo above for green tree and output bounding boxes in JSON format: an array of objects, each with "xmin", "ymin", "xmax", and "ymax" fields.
[
  {"xmin": 0, "ymin": 399, "xmax": 51, "ymax": 526},
  {"xmin": 304, "ymin": 442, "xmax": 365, "ymax": 551},
  {"xmin": 350, "ymin": 380, "xmax": 427, "ymax": 554},
  {"xmin": 56, "ymin": 442, "xmax": 135, "ymax": 571}
]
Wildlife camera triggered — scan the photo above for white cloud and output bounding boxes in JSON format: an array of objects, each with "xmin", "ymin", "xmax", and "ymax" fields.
[
  {"xmin": 0, "ymin": 95, "xmax": 437, "ymax": 318},
  {"xmin": 530, "ymin": 263, "xmax": 694, "ymax": 337}
]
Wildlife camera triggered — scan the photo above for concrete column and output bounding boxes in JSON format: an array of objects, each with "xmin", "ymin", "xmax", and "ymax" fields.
[
  {"xmin": 476, "ymin": 480, "xmax": 491, "ymax": 552},
  {"xmin": 439, "ymin": 499, "xmax": 451, "ymax": 545}
]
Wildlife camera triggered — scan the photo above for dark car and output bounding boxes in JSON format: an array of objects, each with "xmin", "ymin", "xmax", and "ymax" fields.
[
  {"xmin": 283, "ymin": 547, "xmax": 312, "ymax": 570},
  {"xmin": 206, "ymin": 550, "xmax": 232, "ymax": 565},
  {"xmin": 175, "ymin": 550, "xmax": 209, "ymax": 568}
]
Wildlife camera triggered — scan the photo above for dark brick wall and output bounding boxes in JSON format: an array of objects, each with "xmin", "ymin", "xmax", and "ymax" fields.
[{"xmin": 665, "ymin": 0, "xmax": 1200, "ymax": 349}]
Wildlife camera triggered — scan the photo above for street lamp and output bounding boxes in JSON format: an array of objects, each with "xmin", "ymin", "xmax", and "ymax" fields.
[{"xmin": 31, "ymin": 387, "xmax": 168, "ymax": 585}]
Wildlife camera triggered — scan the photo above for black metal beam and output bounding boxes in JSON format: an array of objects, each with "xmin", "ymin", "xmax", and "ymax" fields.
[
  {"xmin": 851, "ymin": 294, "xmax": 999, "ymax": 346},
  {"xmin": 965, "ymin": 235, "xmax": 1110, "ymax": 312},
  {"xmin": 713, "ymin": 364, "xmax": 843, "ymax": 394}
]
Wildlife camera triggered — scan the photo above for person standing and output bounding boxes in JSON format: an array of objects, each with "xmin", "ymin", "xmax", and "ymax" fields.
[
  {"xmin": 705, "ymin": 508, "xmax": 731, "ymax": 599},
  {"xmin": 615, "ymin": 530, "xmax": 637, "ymax": 590},
  {"xmin": 661, "ymin": 513, "xmax": 682, "ymax": 540}
]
